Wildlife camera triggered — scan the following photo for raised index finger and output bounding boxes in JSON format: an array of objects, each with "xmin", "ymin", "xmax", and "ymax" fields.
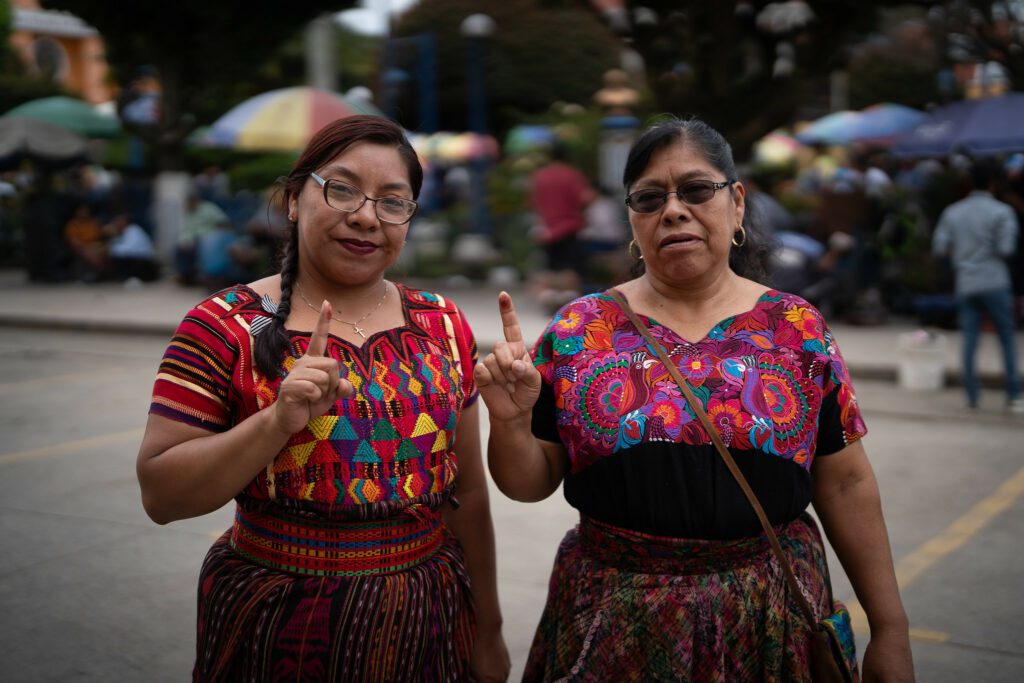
[
  {"xmin": 306, "ymin": 300, "xmax": 331, "ymax": 357},
  {"xmin": 498, "ymin": 291, "xmax": 524, "ymax": 346}
]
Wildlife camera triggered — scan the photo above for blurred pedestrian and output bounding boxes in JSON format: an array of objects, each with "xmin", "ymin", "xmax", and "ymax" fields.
[
  {"xmin": 932, "ymin": 159, "xmax": 1022, "ymax": 412},
  {"xmin": 477, "ymin": 117, "xmax": 913, "ymax": 681},
  {"xmin": 528, "ymin": 144, "xmax": 597, "ymax": 309},
  {"xmin": 579, "ymin": 188, "xmax": 630, "ymax": 288},
  {"xmin": 137, "ymin": 116, "xmax": 509, "ymax": 681},
  {"xmin": 64, "ymin": 204, "xmax": 107, "ymax": 281},
  {"xmin": 227, "ymin": 187, "xmax": 291, "ymax": 282},
  {"xmin": 175, "ymin": 190, "xmax": 231, "ymax": 285},
  {"xmin": 193, "ymin": 165, "xmax": 230, "ymax": 203},
  {"xmin": 104, "ymin": 213, "xmax": 159, "ymax": 283}
]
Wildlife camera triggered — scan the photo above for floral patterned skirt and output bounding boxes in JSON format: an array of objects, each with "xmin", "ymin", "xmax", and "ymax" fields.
[{"xmin": 523, "ymin": 512, "xmax": 838, "ymax": 682}]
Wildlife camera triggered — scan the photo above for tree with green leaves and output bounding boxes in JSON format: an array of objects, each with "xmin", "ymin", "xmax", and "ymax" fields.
[
  {"xmin": 925, "ymin": 0, "xmax": 1024, "ymax": 88},
  {"xmin": 580, "ymin": 0, "xmax": 900, "ymax": 157},
  {"xmin": 47, "ymin": 0, "xmax": 356, "ymax": 169}
]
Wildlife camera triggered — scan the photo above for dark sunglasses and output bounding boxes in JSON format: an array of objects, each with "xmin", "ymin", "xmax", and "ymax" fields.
[{"xmin": 625, "ymin": 179, "xmax": 735, "ymax": 213}]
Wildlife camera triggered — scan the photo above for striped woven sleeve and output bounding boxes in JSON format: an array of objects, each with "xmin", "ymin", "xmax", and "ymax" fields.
[{"xmin": 149, "ymin": 301, "xmax": 238, "ymax": 432}]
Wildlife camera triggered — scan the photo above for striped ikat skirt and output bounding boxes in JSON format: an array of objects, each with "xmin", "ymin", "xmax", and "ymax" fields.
[{"xmin": 192, "ymin": 505, "xmax": 475, "ymax": 682}]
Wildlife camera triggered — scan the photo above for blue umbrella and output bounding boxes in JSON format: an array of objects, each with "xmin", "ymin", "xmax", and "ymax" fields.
[
  {"xmin": 892, "ymin": 92, "xmax": 1024, "ymax": 157},
  {"xmin": 845, "ymin": 103, "xmax": 926, "ymax": 144},
  {"xmin": 796, "ymin": 104, "xmax": 926, "ymax": 146},
  {"xmin": 795, "ymin": 111, "xmax": 859, "ymax": 145}
]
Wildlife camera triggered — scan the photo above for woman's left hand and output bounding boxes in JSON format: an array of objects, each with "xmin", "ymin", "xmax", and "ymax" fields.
[
  {"xmin": 469, "ymin": 627, "xmax": 510, "ymax": 682},
  {"xmin": 860, "ymin": 628, "xmax": 915, "ymax": 682}
]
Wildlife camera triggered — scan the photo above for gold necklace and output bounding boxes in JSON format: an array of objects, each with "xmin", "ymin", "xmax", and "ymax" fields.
[{"xmin": 295, "ymin": 281, "xmax": 389, "ymax": 338}]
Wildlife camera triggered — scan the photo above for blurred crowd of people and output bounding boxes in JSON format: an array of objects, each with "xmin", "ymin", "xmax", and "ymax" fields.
[
  {"xmin": 0, "ymin": 162, "xmax": 288, "ymax": 290},
  {"xmin": 743, "ymin": 146, "xmax": 1024, "ymax": 327},
  {"xmin": 2, "ymin": 136, "xmax": 1022, "ymax": 336}
]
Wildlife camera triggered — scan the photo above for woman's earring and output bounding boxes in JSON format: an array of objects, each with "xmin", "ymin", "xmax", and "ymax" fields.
[
  {"xmin": 731, "ymin": 224, "xmax": 747, "ymax": 247},
  {"xmin": 628, "ymin": 239, "xmax": 643, "ymax": 260}
]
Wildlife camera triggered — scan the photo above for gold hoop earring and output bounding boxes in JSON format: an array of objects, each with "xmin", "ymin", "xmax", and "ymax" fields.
[
  {"xmin": 628, "ymin": 239, "xmax": 643, "ymax": 260},
  {"xmin": 732, "ymin": 224, "xmax": 747, "ymax": 248}
]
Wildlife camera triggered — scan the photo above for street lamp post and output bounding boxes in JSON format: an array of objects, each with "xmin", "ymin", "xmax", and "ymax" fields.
[
  {"xmin": 461, "ymin": 13, "xmax": 495, "ymax": 134},
  {"xmin": 460, "ymin": 14, "xmax": 495, "ymax": 240}
]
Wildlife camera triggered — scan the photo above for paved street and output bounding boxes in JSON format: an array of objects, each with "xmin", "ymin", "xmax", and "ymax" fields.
[{"xmin": 0, "ymin": 326, "xmax": 1022, "ymax": 681}]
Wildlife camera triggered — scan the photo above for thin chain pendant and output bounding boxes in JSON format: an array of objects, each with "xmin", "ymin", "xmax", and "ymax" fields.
[{"xmin": 295, "ymin": 281, "xmax": 389, "ymax": 339}]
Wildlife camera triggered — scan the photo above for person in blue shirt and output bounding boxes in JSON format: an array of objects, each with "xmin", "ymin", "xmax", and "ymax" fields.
[{"xmin": 933, "ymin": 159, "xmax": 1022, "ymax": 412}]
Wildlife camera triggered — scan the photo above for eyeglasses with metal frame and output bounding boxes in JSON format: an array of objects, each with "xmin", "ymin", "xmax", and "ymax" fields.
[
  {"xmin": 310, "ymin": 172, "xmax": 418, "ymax": 225},
  {"xmin": 625, "ymin": 179, "xmax": 735, "ymax": 213}
]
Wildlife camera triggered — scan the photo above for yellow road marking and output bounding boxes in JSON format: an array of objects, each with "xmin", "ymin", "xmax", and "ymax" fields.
[
  {"xmin": 908, "ymin": 628, "xmax": 949, "ymax": 643},
  {"xmin": 845, "ymin": 466, "xmax": 1024, "ymax": 639},
  {"xmin": 0, "ymin": 428, "xmax": 144, "ymax": 466}
]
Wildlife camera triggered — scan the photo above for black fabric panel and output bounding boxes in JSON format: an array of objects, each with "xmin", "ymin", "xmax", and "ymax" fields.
[
  {"xmin": 563, "ymin": 443, "xmax": 813, "ymax": 539},
  {"xmin": 815, "ymin": 385, "xmax": 847, "ymax": 456},
  {"xmin": 531, "ymin": 379, "xmax": 560, "ymax": 442}
]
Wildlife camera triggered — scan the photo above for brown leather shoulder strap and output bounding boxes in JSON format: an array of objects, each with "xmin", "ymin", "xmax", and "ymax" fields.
[{"xmin": 606, "ymin": 288, "xmax": 819, "ymax": 628}]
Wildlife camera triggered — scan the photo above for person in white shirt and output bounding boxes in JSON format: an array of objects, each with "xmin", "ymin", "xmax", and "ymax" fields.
[{"xmin": 105, "ymin": 213, "xmax": 160, "ymax": 282}]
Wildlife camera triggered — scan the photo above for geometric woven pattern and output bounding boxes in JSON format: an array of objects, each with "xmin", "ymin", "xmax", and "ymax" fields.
[{"xmin": 150, "ymin": 283, "xmax": 478, "ymax": 518}]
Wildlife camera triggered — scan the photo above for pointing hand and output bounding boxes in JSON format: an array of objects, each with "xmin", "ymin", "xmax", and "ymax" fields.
[
  {"xmin": 272, "ymin": 301, "xmax": 354, "ymax": 435},
  {"xmin": 474, "ymin": 292, "xmax": 542, "ymax": 422}
]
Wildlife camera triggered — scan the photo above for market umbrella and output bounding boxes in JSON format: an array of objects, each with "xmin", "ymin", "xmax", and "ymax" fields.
[
  {"xmin": 892, "ymin": 92, "xmax": 1024, "ymax": 157},
  {"xmin": 504, "ymin": 125, "xmax": 556, "ymax": 155},
  {"xmin": 844, "ymin": 103, "xmax": 926, "ymax": 145},
  {"xmin": 0, "ymin": 116, "xmax": 89, "ymax": 170},
  {"xmin": 3, "ymin": 96, "xmax": 121, "ymax": 138},
  {"xmin": 753, "ymin": 129, "xmax": 801, "ymax": 166},
  {"xmin": 795, "ymin": 110, "xmax": 860, "ymax": 145},
  {"xmin": 201, "ymin": 86, "xmax": 383, "ymax": 152}
]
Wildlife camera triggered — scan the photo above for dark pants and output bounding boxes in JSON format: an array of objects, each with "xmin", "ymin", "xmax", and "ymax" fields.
[
  {"xmin": 545, "ymin": 235, "xmax": 585, "ymax": 272},
  {"xmin": 958, "ymin": 288, "xmax": 1020, "ymax": 406},
  {"xmin": 111, "ymin": 257, "xmax": 160, "ymax": 282}
]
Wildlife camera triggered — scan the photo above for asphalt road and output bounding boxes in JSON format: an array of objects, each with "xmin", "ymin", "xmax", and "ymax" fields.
[{"xmin": 0, "ymin": 327, "xmax": 1021, "ymax": 682}]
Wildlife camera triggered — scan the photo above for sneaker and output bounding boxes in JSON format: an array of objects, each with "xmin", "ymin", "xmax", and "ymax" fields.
[{"xmin": 1009, "ymin": 399, "xmax": 1024, "ymax": 415}]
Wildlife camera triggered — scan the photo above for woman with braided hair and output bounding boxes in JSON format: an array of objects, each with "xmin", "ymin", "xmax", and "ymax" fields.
[{"xmin": 137, "ymin": 116, "xmax": 509, "ymax": 682}]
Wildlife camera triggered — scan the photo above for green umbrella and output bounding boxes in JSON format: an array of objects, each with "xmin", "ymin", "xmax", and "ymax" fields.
[{"xmin": 3, "ymin": 96, "xmax": 122, "ymax": 139}]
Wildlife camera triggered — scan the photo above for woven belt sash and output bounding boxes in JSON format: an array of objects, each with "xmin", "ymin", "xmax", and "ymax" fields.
[{"xmin": 230, "ymin": 506, "xmax": 444, "ymax": 577}]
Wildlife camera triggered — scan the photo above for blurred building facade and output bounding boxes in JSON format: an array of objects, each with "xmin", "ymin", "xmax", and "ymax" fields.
[{"xmin": 9, "ymin": 0, "xmax": 114, "ymax": 105}]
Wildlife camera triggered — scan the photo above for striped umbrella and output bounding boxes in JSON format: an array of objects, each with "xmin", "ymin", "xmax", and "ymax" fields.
[{"xmin": 202, "ymin": 86, "xmax": 382, "ymax": 152}]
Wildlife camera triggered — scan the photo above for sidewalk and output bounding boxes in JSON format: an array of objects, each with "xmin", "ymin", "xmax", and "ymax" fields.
[{"xmin": 0, "ymin": 269, "xmax": 1020, "ymax": 391}]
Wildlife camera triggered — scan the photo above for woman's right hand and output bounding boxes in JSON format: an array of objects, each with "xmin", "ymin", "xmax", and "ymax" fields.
[
  {"xmin": 474, "ymin": 291, "xmax": 542, "ymax": 422},
  {"xmin": 271, "ymin": 301, "xmax": 353, "ymax": 435}
]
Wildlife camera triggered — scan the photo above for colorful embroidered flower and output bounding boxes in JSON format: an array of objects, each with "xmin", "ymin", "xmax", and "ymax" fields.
[
  {"xmin": 553, "ymin": 335, "xmax": 584, "ymax": 355},
  {"xmin": 707, "ymin": 398, "xmax": 746, "ymax": 429},
  {"xmin": 531, "ymin": 289, "xmax": 864, "ymax": 473},
  {"xmin": 557, "ymin": 308, "xmax": 582, "ymax": 330},
  {"xmin": 707, "ymin": 398, "xmax": 747, "ymax": 446},
  {"xmin": 651, "ymin": 398, "xmax": 692, "ymax": 433},
  {"xmin": 583, "ymin": 319, "xmax": 614, "ymax": 350},
  {"xmin": 678, "ymin": 349, "xmax": 715, "ymax": 384},
  {"xmin": 785, "ymin": 306, "xmax": 823, "ymax": 340}
]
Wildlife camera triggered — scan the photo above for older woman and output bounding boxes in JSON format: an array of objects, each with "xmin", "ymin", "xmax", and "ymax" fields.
[
  {"xmin": 138, "ymin": 116, "xmax": 509, "ymax": 682},
  {"xmin": 476, "ymin": 118, "xmax": 913, "ymax": 681}
]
